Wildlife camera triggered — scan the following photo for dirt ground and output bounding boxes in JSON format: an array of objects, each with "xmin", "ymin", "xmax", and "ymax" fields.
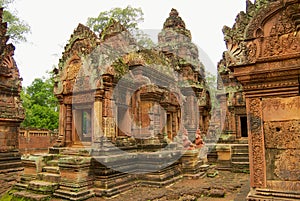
[{"xmin": 86, "ymin": 171, "xmax": 250, "ymax": 201}]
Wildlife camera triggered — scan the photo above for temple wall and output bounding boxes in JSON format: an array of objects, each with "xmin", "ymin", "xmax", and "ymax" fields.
[
  {"xmin": 262, "ymin": 97, "xmax": 300, "ymax": 191},
  {"xmin": 19, "ymin": 129, "xmax": 58, "ymax": 154}
]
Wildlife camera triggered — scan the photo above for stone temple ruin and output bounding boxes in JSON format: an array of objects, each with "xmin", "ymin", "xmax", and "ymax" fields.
[
  {"xmin": 218, "ymin": 0, "xmax": 300, "ymax": 200},
  {"xmin": 12, "ymin": 9, "xmax": 211, "ymax": 200},
  {"xmin": 0, "ymin": 7, "xmax": 24, "ymax": 195},
  {"xmin": 1, "ymin": 0, "xmax": 300, "ymax": 200}
]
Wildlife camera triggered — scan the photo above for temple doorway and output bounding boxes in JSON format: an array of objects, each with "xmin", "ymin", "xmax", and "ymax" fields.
[
  {"xmin": 73, "ymin": 108, "xmax": 92, "ymax": 145},
  {"xmin": 240, "ymin": 116, "xmax": 248, "ymax": 138}
]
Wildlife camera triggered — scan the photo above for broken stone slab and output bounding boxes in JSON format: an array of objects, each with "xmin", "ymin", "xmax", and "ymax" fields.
[{"xmin": 209, "ymin": 188, "xmax": 225, "ymax": 197}]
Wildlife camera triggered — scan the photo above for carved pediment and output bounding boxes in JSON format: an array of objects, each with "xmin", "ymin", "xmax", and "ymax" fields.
[{"xmin": 221, "ymin": 0, "xmax": 300, "ymax": 68}]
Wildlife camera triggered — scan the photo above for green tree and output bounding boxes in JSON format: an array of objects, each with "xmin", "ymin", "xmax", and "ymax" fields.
[
  {"xmin": 87, "ymin": 6, "xmax": 143, "ymax": 34},
  {"xmin": 0, "ymin": 0, "xmax": 30, "ymax": 43},
  {"xmin": 86, "ymin": 6, "xmax": 154, "ymax": 48},
  {"xmin": 21, "ymin": 77, "xmax": 59, "ymax": 130}
]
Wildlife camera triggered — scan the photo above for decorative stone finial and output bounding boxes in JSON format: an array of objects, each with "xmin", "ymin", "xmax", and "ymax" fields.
[
  {"xmin": 162, "ymin": 8, "xmax": 191, "ymax": 39},
  {"xmin": 169, "ymin": 8, "xmax": 179, "ymax": 17},
  {"xmin": 163, "ymin": 8, "xmax": 186, "ymax": 29}
]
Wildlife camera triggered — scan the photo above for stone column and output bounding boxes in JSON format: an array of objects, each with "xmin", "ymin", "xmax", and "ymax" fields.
[
  {"xmin": 65, "ymin": 104, "xmax": 72, "ymax": 147},
  {"xmin": 102, "ymin": 75, "xmax": 115, "ymax": 140},
  {"xmin": 54, "ymin": 100, "xmax": 66, "ymax": 147},
  {"xmin": 93, "ymin": 93, "xmax": 103, "ymax": 145}
]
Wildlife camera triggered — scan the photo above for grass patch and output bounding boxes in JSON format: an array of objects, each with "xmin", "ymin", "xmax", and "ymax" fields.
[{"xmin": 0, "ymin": 190, "xmax": 17, "ymax": 201}]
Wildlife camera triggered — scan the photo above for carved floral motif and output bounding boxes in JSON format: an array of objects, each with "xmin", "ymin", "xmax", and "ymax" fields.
[
  {"xmin": 275, "ymin": 149, "xmax": 300, "ymax": 181},
  {"xmin": 263, "ymin": 33, "xmax": 300, "ymax": 57},
  {"xmin": 264, "ymin": 120, "xmax": 300, "ymax": 149},
  {"xmin": 220, "ymin": 1, "xmax": 300, "ymax": 68},
  {"xmin": 248, "ymin": 98, "xmax": 265, "ymax": 188}
]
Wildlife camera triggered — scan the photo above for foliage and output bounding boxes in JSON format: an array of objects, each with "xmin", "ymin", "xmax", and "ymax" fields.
[
  {"xmin": 0, "ymin": 0, "xmax": 31, "ymax": 43},
  {"xmin": 0, "ymin": 189, "xmax": 17, "ymax": 201},
  {"xmin": 87, "ymin": 5, "xmax": 143, "ymax": 34},
  {"xmin": 86, "ymin": 6, "xmax": 154, "ymax": 48},
  {"xmin": 21, "ymin": 76, "xmax": 59, "ymax": 130}
]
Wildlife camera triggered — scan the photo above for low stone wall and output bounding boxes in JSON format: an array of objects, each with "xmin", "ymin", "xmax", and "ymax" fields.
[
  {"xmin": 19, "ymin": 136, "xmax": 58, "ymax": 154},
  {"xmin": 19, "ymin": 129, "xmax": 58, "ymax": 154}
]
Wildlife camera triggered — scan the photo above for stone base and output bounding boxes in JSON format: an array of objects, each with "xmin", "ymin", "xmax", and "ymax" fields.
[
  {"xmin": 13, "ymin": 191, "xmax": 50, "ymax": 201},
  {"xmin": 181, "ymin": 149, "xmax": 203, "ymax": 176},
  {"xmin": 0, "ymin": 150, "xmax": 23, "ymax": 195},
  {"xmin": 247, "ymin": 188, "xmax": 300, "ymax": 201},
  {"xmin": 15, "ymin": 146, "xmax": 210, "ymax": 200},
  {"xmin": 216, "ymin": 160, "xmax": 231, "ymax": 171},
  {"xmin": 93, "ymin": 173, "xmax": 135, "ymax": 197},
  {"xmin": 138, "ymin": 164, "xmax": 182, "ymax": 187}
]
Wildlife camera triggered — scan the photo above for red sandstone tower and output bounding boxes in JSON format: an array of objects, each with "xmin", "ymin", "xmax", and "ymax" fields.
[{"xmin": 0, "ymin": 7, "xmax": 25, "ymax": 195}]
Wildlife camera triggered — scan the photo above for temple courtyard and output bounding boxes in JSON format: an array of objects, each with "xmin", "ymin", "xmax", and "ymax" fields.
[
  {"xmin": 9, "ymin": 170, "xmax": 249, "ymax": 201},
  {"xmin": 1, "ymin": 0, "xmax": 300, "ymax": 200}
]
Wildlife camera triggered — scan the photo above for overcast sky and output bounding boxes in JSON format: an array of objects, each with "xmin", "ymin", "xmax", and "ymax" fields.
[{"xmin": 12, "ymin": 0, "xmax": 247, "ymax": 87}]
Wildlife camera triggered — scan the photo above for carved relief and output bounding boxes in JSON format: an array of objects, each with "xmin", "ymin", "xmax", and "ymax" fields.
[
  {"xmin": 270, "ymin": 10, "xmax": 296, "ymax": 36},
  {"xmin": 275, "ymin": 149, "xmax": 300, "ymax": 181},
  {"xmin": 246, "ymin": 1, "xmax": 281, "ymax": 39},
  {"xmin": 264, "ymin": 120, "xmax": 300, "ymax": 149},
  {"xmin": 248, "ymin": 98, "xmax": 266, "ymax": 188},
  {"xmin": 103, "ymin": 117, "xmax": 116, "ymax": 138},
  {"xmin": 72, "ymin": 93, "xmax": 95, "ymax": 104},
  {"xmin": 263, "ymin": 33, "xmax": 300, "ymax": 57},
  {"xmin": 220, "ymin": 1, "xmax": 300, "ymax": 199},
  {"xmin": 66, "ymin": 53, "xmax": 82, "ymax": 80},
  {"xmin": 262, "ymin": 97, "xmax": 300, "ymax": 121},
  {"xmin": 261, "ymin": 3, "xmax": 300, "ymax": 58},
  {"xmin": 247, "ymin": 42, "xmax": 258, "ymax": 63}
]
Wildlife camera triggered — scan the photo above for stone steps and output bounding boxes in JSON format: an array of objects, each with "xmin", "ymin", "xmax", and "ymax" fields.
[
  {"xmin": 42, "ymin": 166, "xmax": 60, "ymax": 174},
  {"xmin": 53, "ymin": 189, "xmax": 94, "ymax": 201},
  {"xmin": 207, "ymin": 146, "xmax": 218, "ymax": 163},
  {"xmin": 28, "ymin": 180, "xmax": 59, "ymax": 194},
  {"xmin": 13, "ymin": 182, "xmax": 28, "ymax": 190},
  {"xmin": 60, "ymin": 148, "xmax": 91, "ymax": 156},
  {"xmin": 232, "ymin": 148, "xmax": 249, "ymax": 154},
  {"xmin": 58, "ymin": 185, "xmax": 90, "ymax": 192},
  {"xmin": 47, "ymin": 159, "xmax": 59, "ymax": 166},
  {"xmin": 232, "ymin": 161, "xmax": 249, "ymax": 165},
  {"xmin": 231, "ymin": 145, "xmax": 249, "ymax": 172},
  {"xmin": 38, "ymin": 172, "xmax": 61, "ymax": 183},
  {"xmin": 0, "ymin": 161, "xmax": 23, "ymax": 169},
  {"xmin": 232, "ymin": 153, "xmax": 249, "ymax": 158},
  {"xmin": 13, "ymin": 191, "xmax": 50, "ymax": 201},
  {"xmin": 232, "ymin": 157, "xmax": 249, "ymax": 163},
  {"xmin": 13, "ymin": 156, "xmax": 62, "ymax": 200},
  {"xmin": 0, "ymin": 156, "xmax": 22, "ymax": 161},
  {"xmin": 13, "ymin": 174, "xmax": 37, "ymax": 190},
  {"xmin": 94, "ymin": 181, "xmax": 134, "ymax": 197}
]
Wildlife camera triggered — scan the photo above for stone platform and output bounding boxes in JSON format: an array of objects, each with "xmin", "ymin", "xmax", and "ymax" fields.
[{"xmin": 14, "ymin": 146, "xmax": 209, "ymax": 200}]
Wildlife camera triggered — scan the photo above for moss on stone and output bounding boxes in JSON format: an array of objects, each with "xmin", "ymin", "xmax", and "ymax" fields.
[{"xmin": 0, "ymin": 190, "xmax": 17, "ymax": 201}]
